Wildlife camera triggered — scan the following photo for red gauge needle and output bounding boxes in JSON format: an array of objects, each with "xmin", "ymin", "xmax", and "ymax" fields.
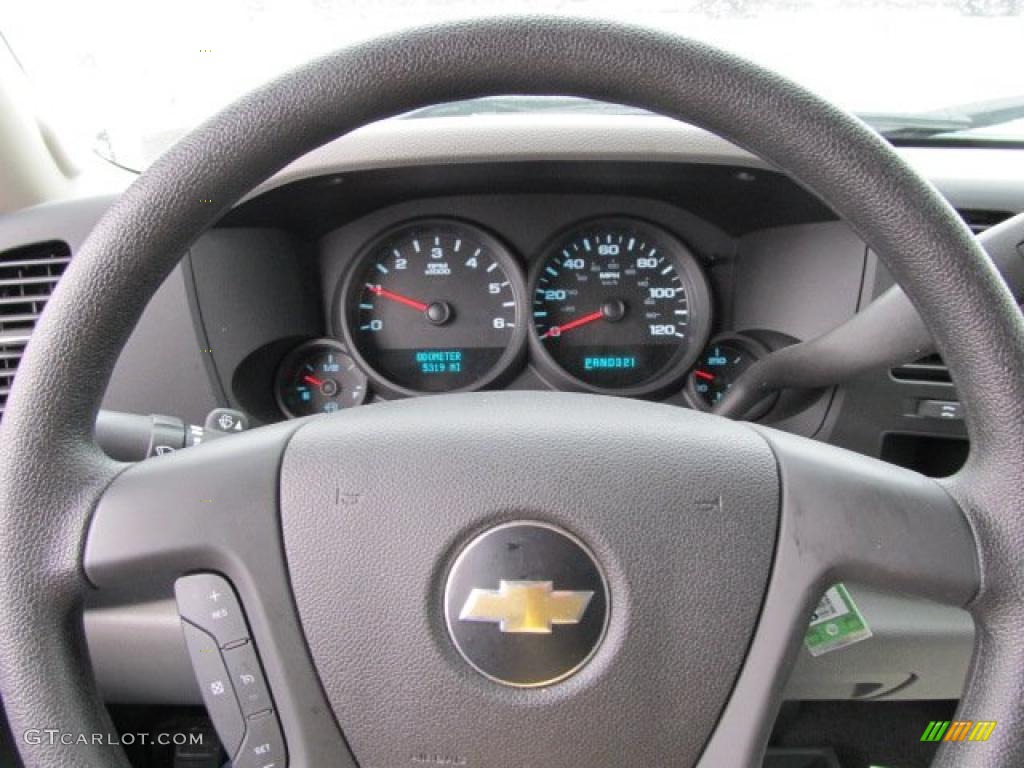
[
  {"xmin": 541, "ymin": 310, "xmax": 605, "ymax": 339},
  {"xmin": 367, "ymin": 284, "xmax": 429, "ymax": 312},
  {"xmin": 694, "ymin": 370, "xmax": 716, "ymax": 382},
  {"xmin": 303, "ymin": 374, "xmax": 324, "ymax": 387}
]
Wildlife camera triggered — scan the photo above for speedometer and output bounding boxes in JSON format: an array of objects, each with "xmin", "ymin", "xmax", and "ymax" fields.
[
  {"xmin": 339, "ymin": 219, "xmax": 527, "ymax": 396},
  {"xmin": 529, "ymin": 218, "xmax": 711, "ymax": 396}
]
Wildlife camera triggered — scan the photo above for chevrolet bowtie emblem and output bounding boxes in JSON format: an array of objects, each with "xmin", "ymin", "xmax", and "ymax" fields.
[
  {"xmin": 459, "ymin": 580, "xmax": 594, "ymax": 634},
  {"xmin": 445, "ymin": 524, "xmax": 608, "ymax": 686}
]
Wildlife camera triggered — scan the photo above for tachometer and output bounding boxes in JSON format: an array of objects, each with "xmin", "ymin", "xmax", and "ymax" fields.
[
  {"xmin": 339, "ymin": 219, "xmax": 526, "ymax": 395},
  {"xmin": 529, "ymin": 218, "xmax": 711, "ymax": 396}
]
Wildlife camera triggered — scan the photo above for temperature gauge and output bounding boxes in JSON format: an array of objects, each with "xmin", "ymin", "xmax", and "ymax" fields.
[
  {"xmin": 686, "ymin": 335, "xmax": 776, "ymax": 420},
  {"xmin": 276, "ymin": 339, "xmax": 369, "ymax": 418}
]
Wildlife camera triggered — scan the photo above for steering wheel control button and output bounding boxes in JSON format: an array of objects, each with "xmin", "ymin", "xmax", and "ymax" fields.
[
  {"xmin": 176, "ymin": 575, "xmax": 285, "ymax": 764},
  {"xmin": 175, "ymin": 574, "xmax": 250, "ymax": 648},
  {"xmin": 180, "ymin": 621, "xmax": 245, "ymax": 758},
  {"xmin": 223, "ymin": 642, "xmax": 273, "ymax": 717},
  {"xmin": 444, "ymin": 522, "xmax": 608, "ymax": 687},
  {"xmin": 233, "ymin": 711, "xmax": 287, "ymax": 768}
]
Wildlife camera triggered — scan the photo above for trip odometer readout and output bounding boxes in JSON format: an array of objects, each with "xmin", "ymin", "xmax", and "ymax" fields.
[
  {"xmin": 339, "ymin": 219, "xmax": 527, "ymax": 396},
  {"xmin": 529, "ymin": 218, "xmax": 712, "ymax": 396}
]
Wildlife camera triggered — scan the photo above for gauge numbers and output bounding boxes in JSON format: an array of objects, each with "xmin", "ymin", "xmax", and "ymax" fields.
[
  {"xmin": 530, "ymin": 218, "xmax": 711, "ymax": 395},
  {"xmin": 687, "ymin": 335, "xmax": 777, "ymax": 420},
  {"xmin": 276, "ymin": 340, "xmax": 368, "ymax": 418},
  {"xmin": 340, "ymin": 220, "xmax": 526, "ymax": 395}
]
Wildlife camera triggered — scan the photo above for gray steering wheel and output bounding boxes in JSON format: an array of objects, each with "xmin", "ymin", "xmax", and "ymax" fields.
[{"xmin": 1, "ymin": 17, "xmax": 1022, "ymax": 768}]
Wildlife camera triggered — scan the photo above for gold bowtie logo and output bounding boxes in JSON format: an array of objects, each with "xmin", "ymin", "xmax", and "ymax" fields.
[{"xmin": 459, "ymin": 580, "xmax": 594, "ymax": 634}]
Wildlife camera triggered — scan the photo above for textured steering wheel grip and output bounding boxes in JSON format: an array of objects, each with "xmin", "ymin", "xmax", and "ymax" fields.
[{"xmin": 1, "ymin": 17, "xmax": 1023, "ymax": 768}]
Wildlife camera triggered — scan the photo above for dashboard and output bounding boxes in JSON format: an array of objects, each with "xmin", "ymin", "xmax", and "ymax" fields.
[
  {"xmin": 2, "ymin": 114, "xmax": 1023, "ymax": 707},
  {"xmin": 191, "ymin": 159, "xmax": 865, "ymax": 437}
]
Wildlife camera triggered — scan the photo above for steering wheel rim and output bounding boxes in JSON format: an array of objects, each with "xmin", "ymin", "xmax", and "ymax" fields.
[{"xmin": 1, "ymin": 17, "xmax": 1022, "ymax": 768}]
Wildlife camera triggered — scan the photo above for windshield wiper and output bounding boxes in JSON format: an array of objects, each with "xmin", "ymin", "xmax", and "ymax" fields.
[{"xmin": 863, "ymin": 94, "xmax": 1024, "ymax": 140}]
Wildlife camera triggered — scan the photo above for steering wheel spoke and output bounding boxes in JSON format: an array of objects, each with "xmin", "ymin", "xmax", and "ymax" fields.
[
  {"xmin": 699, "ymin": 426, "xmax": 980, "ymax": 765},
  {"xmin": 85, "ymin": 422, "xmax": 295, "ymax": 586},
  {"xmin": 756, "ymin": 426, "xmax": 979, "ymax": 604},
  {"xmin": 84, "ymin": 421, "xmax": 353, "ymax": 767}
]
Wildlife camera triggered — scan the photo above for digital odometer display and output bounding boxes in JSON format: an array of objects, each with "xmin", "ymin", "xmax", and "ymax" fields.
[
  {"xmin": 340, "ymin": 220, "xmax": 526, "ymax": 395},
  {"xmin": 530, "ymin": 218, "xmax": 711, "ymax": 395}
]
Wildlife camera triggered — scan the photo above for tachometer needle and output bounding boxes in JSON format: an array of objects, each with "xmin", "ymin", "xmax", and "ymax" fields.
[
  {"xmin": 367, "ymin": 284, "xmax": 429, "ymax": 312},
  {"xmin": 541, "ymin": 310, "xmax": 605, "ymax": 339},
  {"xmin": 694, "ymin": 370, "xmax": 715, "ymax": 382},
  {"xmin": 303, "ymin": 374, "xmax": 324, "ymax": 387}
]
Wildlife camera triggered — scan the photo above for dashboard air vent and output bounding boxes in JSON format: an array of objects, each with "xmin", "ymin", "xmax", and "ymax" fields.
[
  {"xmin": 891, "ymin": 353, "xmax": 951, "ymax": 384},
  {"xmin": 957, "ymin": 209, "xmax": 1013, "ymax": 235},
  {"xmin": 0, "ymin": 241, "xmax": 71, "ymax": 416}
]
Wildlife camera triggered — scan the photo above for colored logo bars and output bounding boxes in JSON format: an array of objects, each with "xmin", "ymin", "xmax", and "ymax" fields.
[{"xmin": 921, "ymin": 721, "xmax": 997, "ymax": 743}]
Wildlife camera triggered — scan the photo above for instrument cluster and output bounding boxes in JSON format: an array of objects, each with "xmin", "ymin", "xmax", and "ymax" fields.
[{"xmin": 276, "ymin": 216, "xmax": 772, "ymax": 418}]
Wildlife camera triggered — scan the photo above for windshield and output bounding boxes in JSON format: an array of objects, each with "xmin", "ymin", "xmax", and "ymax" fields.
[{"xmin": 4, "ymin": 0, "xmax": 1024, "ymax": 171}]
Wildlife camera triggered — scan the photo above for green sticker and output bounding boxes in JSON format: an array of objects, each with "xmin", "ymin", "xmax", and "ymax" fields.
[{"xmin": 804, "ymin": 583, "xmax": 872, "ymax": 657}]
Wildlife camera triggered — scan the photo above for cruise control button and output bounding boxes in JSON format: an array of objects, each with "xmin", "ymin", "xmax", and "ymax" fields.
[
  {"xmin": 224, "ymin": 641, "xmax": 273, "ymax": 716},
  {"xmin": 175, "ymin": 573, "xmax": 249, "ymax": 648},
  {"xmin": 180, "ymin": 621, "xmax": 245, "ymax": 758},
  {"xmin": 233, "ymin": 711, "xmax": 286, "ymax": 768}
]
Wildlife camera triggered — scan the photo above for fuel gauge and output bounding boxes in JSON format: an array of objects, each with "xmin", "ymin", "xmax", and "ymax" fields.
[
  {"xmin": 276, "ymin": 339, "xmax": 369, "ymax": 418},
  {"xmin": 686, "ymin": 335, "xmax": 776, "ymax": 420}
]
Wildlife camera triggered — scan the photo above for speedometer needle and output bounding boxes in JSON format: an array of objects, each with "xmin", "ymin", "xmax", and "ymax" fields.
[
  {"xmin": 541, "ymin": 310, "xmax": 605, "ymax": 339},
  {"xmin": 694, "ymin": 370, "xmax": 716, "ymax": 382},
  {"xmin": 303, "ymin": 374, "xmax": 324, "ymax": 387},
  {"xmin": 367, "ymin": 284, "xmax": 430, "ymax": 312}
]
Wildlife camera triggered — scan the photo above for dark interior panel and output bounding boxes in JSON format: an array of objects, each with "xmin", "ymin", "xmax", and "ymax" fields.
[
  {"xmin": 188, "ymin": 229, "xmax": 321, "ymax": 423},
  {"xmin": 223, "ymin": 161, "xmax": 836, "ymax": 238},
  {"xmin": 733, "ymin": 223, "xmax": 868, "ymax": 340},
  {"xmin": 732, "ymin": 222, "xmax": 869, "ymax": 436},
  {"xmin": 103, "ymin": 267, "xmax": 219, "ymax": 426}
]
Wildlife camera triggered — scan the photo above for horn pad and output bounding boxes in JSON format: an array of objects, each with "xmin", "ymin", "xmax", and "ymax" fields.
[
  {"xmin": 281, "ymin": 392, "xmax": 778, "ymax": 768},
  {"xmin": 444, "ymin": 521, "xmax": 610, "ymax": 688}
]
